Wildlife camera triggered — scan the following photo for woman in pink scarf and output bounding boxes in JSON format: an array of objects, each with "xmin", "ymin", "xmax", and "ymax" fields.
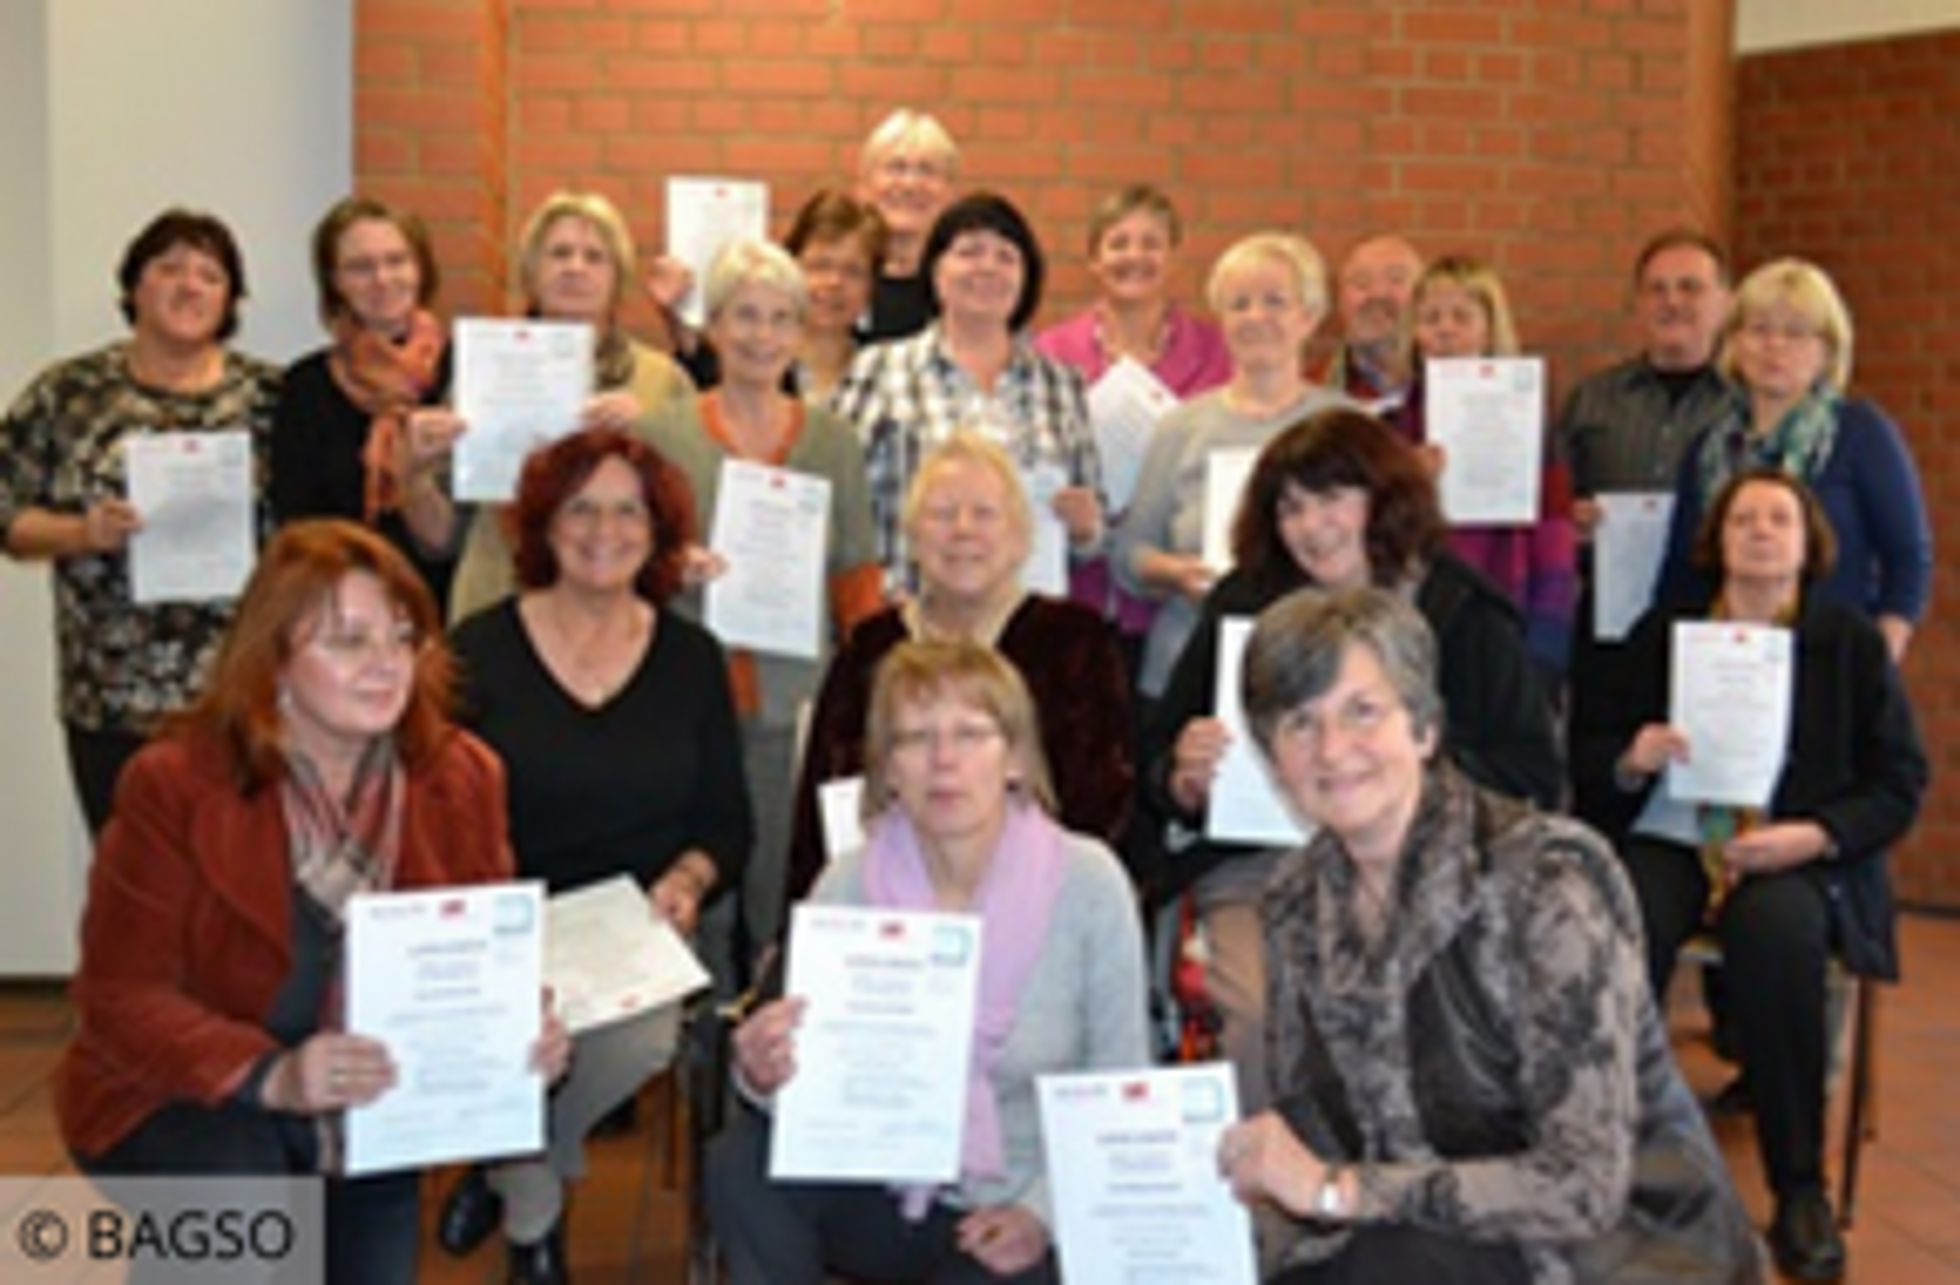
[{"xmin": 708, "ymin": 640, "xmax": 1149, "ymax": 1284}]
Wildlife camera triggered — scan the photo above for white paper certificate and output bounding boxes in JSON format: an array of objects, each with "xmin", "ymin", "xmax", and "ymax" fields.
[
  {"xmin": 1200, "ymin": 447, "xmax": 1259, "ymax": 573},
  {"xmin": 1665, "ymin": 621, "xmax": 1794, "ymax": 808},
  {"xmin": 123, "ymin": 431, "xmax": 254, "ymax": 604},
  {"xmin": 769, "ymin": 904, "xmax": 982, "ymax": 1184},
  {"xmin": 1088, "ymin": 357, "xmax": 1179, "ymax": 514},
  {"xmin": 817, "ymin": 776, "xmax": 867, "ymax": 863},
  {"xmin": 1425, "ymin": 356, "xmax": 1545, "ymax": 526},
  {"xmin": 452, "ymin": 318, "xmax": 594, "ymax": 501},
  {"xmin": 1593, "ymin": 491, "xmax": 1675, "ymax": 641},
  {"xmin": 666, "ymin": 176, "xmax": 770, "ymax": 326},
  {"xmin": 546, "ymin": 875, "xmax": 710, "ymax": 1035},
  {"xmin": 1206, "ymin": 617, "xmax": 1311, "ymax": 846},
  {"xmin": 344, "ymin": 883, "xmax": 546, "ymax": 1176},
  {"xmin": 1038, "ymin": 1064, "xmax": 1258, "ymax": 1285},
  {"xmin": 1020, "ymin": 462, "xmax": 1070, "ymax": 598},
  {"xmin": 704, "ymin": 459, "xmax": 831, "ymax": 660}
]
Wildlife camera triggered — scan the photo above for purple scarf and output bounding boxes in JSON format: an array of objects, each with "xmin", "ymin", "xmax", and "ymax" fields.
[{"xmin": 861, "ymin": 800, "xmax": 1068, "ymax": 1219}]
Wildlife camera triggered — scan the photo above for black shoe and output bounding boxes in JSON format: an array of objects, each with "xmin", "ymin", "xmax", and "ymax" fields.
[
  {"xmin": 1769, "ymin": 1191, "xmax": 1846, "ymax": 1283},
  {"xmin": 437, "ymin": 1165, "xmax": 502, "ymax": 1257},
  {"xmin": 1709, "ymin": 1073, "xmax": 1753, "ymax": 1116},
  {"xmin": 507, "ymin": 1217, "xmax": 568, "ymax": 1285}
]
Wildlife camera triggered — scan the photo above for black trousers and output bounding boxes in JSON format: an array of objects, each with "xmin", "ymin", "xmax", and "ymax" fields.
[
  {"xmin": 706, "ymin": 1108, "xmax": 1059, "ymax": 1285},
  {"xmin": 1619, "ymin": 836, "xmax": 1833, "ymax": 1198},
  {"xmin": 63, "ymin": 722, "xmax": 147, "ymax": 839},
  {"xmin": 80, "ymin": 1097, "xmax": 420, "ymax": 1285},
  {"xmin": 1270, "ymin": 1225, "xmax": 1529, "ymax": 1284}
]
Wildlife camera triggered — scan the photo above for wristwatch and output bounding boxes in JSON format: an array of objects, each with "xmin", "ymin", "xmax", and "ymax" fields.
[{"xmin": 1315, "ymin": 1166, "xmax": 1347, "ymax": 1220}]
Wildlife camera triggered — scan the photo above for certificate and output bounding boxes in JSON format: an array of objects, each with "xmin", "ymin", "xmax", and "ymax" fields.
[
  {"xmin": 1038, "ymin": 1064, "xmax": 1258, "ymax": 1285},
  {"xmin": 770, "ymin": 904, "xmax": 982, "ymax": 1184},
  {"xmin": 1425, "ymin": 356, "xmax": 1544, "ymax": 526},
  {"xmin": 818, "ymin": 776, "xmax": 867, "ymax": 863},
  {"xmin": 1200, "ymin": 447, "xmax": 1259, "ymax": 573},
  {"xmin": 1592, "ymin": 491, "xmax": 1675, "ymax": 641},
  {"xmin": 665, "ymin": 176, "xmax": 769, "ymax": 326},
  {"xmin": 1088, "ymin": 357, "xmax": 1178, "ymax": 514},
  {"xmin": 704, "ymin": 459, "xmax": 831, "ymax": 660},
  {"xmin": 344, "ymin": 883, "xmax": 546, "ymax": 1176},
  {"xmin": 123, "ymin": 431, "xmax": 254, "ymax": 604},
  {"xmin": 1665, "ymin": 621, "xmax": 1794, "ymax": 808},
  {"xmin": 546, "ymin": 875, "xmax": 710, "ymax": 1035},
  {"xmin": 452, "ymin": 318, "xmax": 594, "ymax": 501},
  {"xmin": 1206, "ymin": 617, "xmax": 1312, "ymax": 846},
  {"xmin": 1020, "ymin": 462, "xmax": 1070, "ymax": 598}
]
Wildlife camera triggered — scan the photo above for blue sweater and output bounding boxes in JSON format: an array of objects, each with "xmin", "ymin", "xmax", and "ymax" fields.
[{"xmin": 1655, "ymin": 397, "xmax": 1932, "ymax": 623}]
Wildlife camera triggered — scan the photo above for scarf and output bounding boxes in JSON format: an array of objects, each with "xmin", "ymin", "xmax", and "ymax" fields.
[
  {"xmin": 861, "ymin": 799, "xmax": 1068, "ymax": 1220},
  {"xmin": 326, "ymin": 310, "xmax": 447, "ymax": 522},
  {"xmin": 1695, "ymin": 386, "xmax": 1839, "ymax": 507},
  {"xmin": 280, "ymin": 737, "xmax": 405, "ymax": 1174}
]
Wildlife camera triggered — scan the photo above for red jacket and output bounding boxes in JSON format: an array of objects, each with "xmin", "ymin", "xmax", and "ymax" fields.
[{"xmin": 56, "ymin": 727, "xmax": 513, "ymax": 1159}]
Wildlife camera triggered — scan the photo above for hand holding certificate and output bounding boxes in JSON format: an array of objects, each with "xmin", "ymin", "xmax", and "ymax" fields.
[
  {"xmin": 546, "ymin": 875, "xmax": 710, "ymax": 1034},
  {"xmin": 1087, "ymin": 357, "xmax": 1178, "ymax": 514},
  {"xmin": 1207, "ymin": 617, "xmax": 1312, "ymax": 846},
  {"xmin": 1425, "ymin": 356, "xmax": 1545, "ymax": 526},
  {"xmin": 768, "ymin": 904, "xmax": 982, "ymax": 1184},
  {"xmin": 1665, "ymin": 621, "xmax": 1794, "ymax": 808},
  {"xmin": 665, "ymin": 177, "xmax": 769, "ymax": 326},
  {"xmin": 124, "ymin": 430, "xmax": 255, "ymax": 604}
]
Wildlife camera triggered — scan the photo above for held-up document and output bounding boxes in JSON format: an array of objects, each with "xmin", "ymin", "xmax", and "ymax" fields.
[
  {"xmin": 1666, "ymin": 621, "xmax": 1794, "ymax": 808},
  {"xmin": 1200, "ymin": 447, "xmax": 1259, "ymax": 573},
  {"xmin": 1206, "ymin": 617, "xmax": 1312, "ymax": 847},
  {"xmin": 1088, "ymin": 357, "xmax": 1179, "ymax": 515},
  {"xmin": 769, "ymin": 904, "xmax": 982, "ymax": 1184},
  {"xmin": 1592, "ymin": 491, "xmax": 1675, "ymax": 641},
  {"xmin": 1425, "ymin": 356, "xmax": 1544, "ymax": 526},
  {"xmin": 452, "ymin": 319, "xmax": 594, "ymax": 501},
  {"xmin": 124, "ymin": 431, "xmax": 254, "ymax": 604},
  {"xmin": 1038, "ymin": 1063, "xmax": 1258, "ymax": 1285},
  {"xmin": 1020, "ymin": 462, "xmax": 1070, "ymax": 598},
  {"xmin": 344, "ymin": 882, "xmax": 546, "ymax": 1176},
  {"xmin": 665, "ymin": 177, "xmax": 769, "ymax": 326},
  {"xmin": 705, "ymin": 459, "xmax": 832, "ymax": 660},
  {"xmin": 546, "ymin": 875, "xmax": 710, "ymax": 1035}
]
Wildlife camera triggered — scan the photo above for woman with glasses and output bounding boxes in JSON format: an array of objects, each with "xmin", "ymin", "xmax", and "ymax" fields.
[
  {"xmin": 56, "ymin": 520, "xmax": 568, "ymax": 1285},
  {"xmin": 442, "ymin": 428, "xmax": 752, "ymax": 1284},
  {"xmin": 855, "ymin": 108, "xmax": 959, "ymax": 342},
  {"xmin": 709, "ymin": 639, "xmax": 1148, "ymax": 1284}
]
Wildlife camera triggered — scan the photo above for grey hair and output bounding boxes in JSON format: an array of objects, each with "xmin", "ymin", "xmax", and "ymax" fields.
[
  {"xmin": 1241, "ymin": 585, "xmax": 1443, "ymax": 756},
  {"xmin": 704, "ymin": 237, "xmax": 808, "ymax": 322}
]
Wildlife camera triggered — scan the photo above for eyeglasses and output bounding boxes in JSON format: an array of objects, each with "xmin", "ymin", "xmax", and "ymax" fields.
[
  {"xmin": 307, "ymin": 622, "xmax": 422, "ymax": 666},
  {"xmin": 1741, "ymin": 318, "xmax": 1823, "ymax": 345},
  {"xmin": 337, "ymin": 250, "xmax": 415, "ymax": 280},
  {"xmin": 1273, "ymin": 688, "xmax": 1403, "ymax": 751},
  {"xmin": 875, "ymin": 156, "xmax": 947, "ymax": 183},
  {"xmin": 559, "ymin": 496, "xmax": 651, "ymax": 528},
  {"xmin": 889, "ymin": 722, "xmax": 1003, "ymax": 758}
]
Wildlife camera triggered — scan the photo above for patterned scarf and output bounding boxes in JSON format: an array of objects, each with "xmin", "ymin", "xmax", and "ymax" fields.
[
  {"xmin": 326, "ymin": 310, "xmax": 447, "ymax": 521},
  {"xmin": 280, "ymin": 737, "xmax": 406, "ymax": 1173},
  {"xmin": 1695, "ymin": 386, "xmax": 1839, "ymax": 506},
  {"xmin": 860, "ymin": 799, "xmax": 1067, "ymax": 1220}
]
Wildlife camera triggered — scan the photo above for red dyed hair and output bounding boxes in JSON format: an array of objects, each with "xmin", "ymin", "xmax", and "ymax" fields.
[
  {"xmin": 174, "ymin": 519, "xmax": 456, "ymax": 792},
  {"xmin": 508, "ymin": 427, "xmax": 695, "ymax": 603}
]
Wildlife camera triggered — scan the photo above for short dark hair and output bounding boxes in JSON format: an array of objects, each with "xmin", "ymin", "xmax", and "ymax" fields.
[
  {"xmin": 1632, "ymin": 227, "xmax": 1730, "ymax": 288},
  {"xmin": 309, "ymin": 195, "xmax": 441, "ymax": 324},
  {"xmin": 1234, "ymin": 406, "xmax": 1447, "ymax": 591},
  {"xmin": 784, "ymin": 188, "xmax": 888, "ymax": 274},
  {"xmin": 921, "ymin": 190, "xmax": 1046, "ymax": 333},
  {"xmin": 509, "ymin": 428, "xmax": 696, "ymax": 604},
  {"xmin": 117, "ymin": 208, "xmax": 248, "ymax": 341},
  {"xmin": 1691, "ymin": 467, "xmax": 1838, "ymax": 585}
]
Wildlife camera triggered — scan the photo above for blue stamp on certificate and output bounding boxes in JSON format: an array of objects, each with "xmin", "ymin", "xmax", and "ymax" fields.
[
  {"xmin": 1179, "ymin": 1074, "xmax": 1227, "ymax": 1123},
  {"xmin": 493, "ymin": 889, "xmax": 537, "ymax": 935},
  {"xmin": 930, "ymin": 922, "xmax": 974, "ymax": 966}
]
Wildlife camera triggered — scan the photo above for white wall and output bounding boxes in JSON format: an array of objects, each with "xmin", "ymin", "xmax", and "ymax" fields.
[
  {"xmin": 1737, "ymin": 0, "xmax": 1960, "ymax": 53},
  {"xmin": 0, "ymin": 0, "xmax": 351, "ymax": 974}
]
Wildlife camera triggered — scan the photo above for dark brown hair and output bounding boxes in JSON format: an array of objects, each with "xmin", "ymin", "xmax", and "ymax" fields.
[
  {"xmin": 509, "ymin": 428, "xmax": 695, "ymax": 603},
  {"xmin": 1632, "ymin": 226, "xmax": 1730, "ymax": 288},
  {"xmin": 1691, "ymin": 466, "xmax": 1838, "ymax": 584},
  {"xmin": 116, "ymin": 208, "xmax": 248, "ymax": 341},
  {"xmin": 784, "ymin": 188, "xmax": 888, "ymax": 274}
]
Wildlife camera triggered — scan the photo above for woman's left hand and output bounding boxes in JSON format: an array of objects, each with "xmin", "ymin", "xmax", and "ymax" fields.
[
  {"xmin": 1051, "ymin": 486, "xmax": 1104, "ymax": 548},
  {"xmin": 582, "ymin": 390, "xmax": 643, "ymax": 433},
  {"xmin": 956, "ymin": 1204, "xmax": 1049, "ymax": 1276},
  {"xmin": 531, "ymin": 989, "xmax": 572, "ymax": 1084},
  {"xmin": 1724, "ymin": 820, "xmax": 1833, "ymax": 879},
  {"xmin": 1218, "ymin": 1111, "xmax": 1321, "ymax": 1216},
  {"xmin": 648, "ymin": 863, "xmax": 710, "ymax": 935}
]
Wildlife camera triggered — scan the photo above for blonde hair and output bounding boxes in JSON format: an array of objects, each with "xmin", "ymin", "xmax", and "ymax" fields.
[
  {"xmin": 1404, "ymin": 254, "xmax": 1521, "ymax": 360},
  {"xmin": 1719, "ymin": 257, "xmax": 1854, "ymax": 392},
  {"xmin": 860, "ymin": 108, "xmax": 960, "ymax": 179},
  {"xmin": 703, "ymin": 237, "xmax": 807, "ymax": 322},
  {"xmin": 518, "ymin": 191, "xmax": 636, "ymax": 317},
  {"xmin": 901, "ymin": 432, "xmax": 1035, "ymax": 550},
  {"xmin": 1205, "ymin": 232, "xmax": 1329, "ymax": 320}
]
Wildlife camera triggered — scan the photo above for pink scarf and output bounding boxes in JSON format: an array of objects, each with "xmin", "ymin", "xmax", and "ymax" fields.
[{"xmin": 861, "ymin": 800, "xmax": 1068, "ymax": 1220}]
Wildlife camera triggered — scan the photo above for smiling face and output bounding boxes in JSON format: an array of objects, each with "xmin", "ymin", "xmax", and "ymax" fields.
[
  {"xmin": 282, "ymin": 571, "xmax": 420, "ymax": 763},
  {"xmin": 1636, "ymin": 244, "xmax": 1729, "ymax": 371},
  {"xmin": 332, "ymin": 217, "xmax": 422, "ymax": 338},
  {"xmin": 908, "ymin": 456, "xmax": 1029, "ymax": 609},
  {"xmin": 862, "ymin": 146, "xmax": 953, "ymax": 253},
  {"xmin": 1412, "ymin": 281, "xmax": 1492, "ymax": 359},
  {"xmin": 883, "ymin": 688, "xmax": 1018, "ymax": 855},
  {"xmin": 708, "ymin": 279, "xmax": 801, "ymax": 392},
  {"xmin": 1267, "ymin": 641, "xmax": 1435, "ymax": 864},
  {"xmin": 1216, "ymin": 257, "xmax": 1321, "ymax": 376},
  {"xmin": 797, "ymin": 233, "xmax": 875, "ymax": 339},
  {"xmin": 932, "ymin": 229, "xmax": 1026, "ymax": 330},
  {"xmin": 531, "ymin": 215, "xmax": 619, "ymax": 323},
  {"xmin": 547, "ymin": 455, "xmax": 654, "ymax": 596},
  {"xmin": 1090, "ymin": 209, "xmax": 1175, "ymax": 310},
  {"xmin": 1338, "ymin": 237, "xmax": 1422, "ymax": 352},
  {"xmin": 129, "ymin": 242, "xmax": 232, "ymax": 352},
  {"xmin": 1277, "ymin": 481, "xmax": 1373, "ymax": 589}
]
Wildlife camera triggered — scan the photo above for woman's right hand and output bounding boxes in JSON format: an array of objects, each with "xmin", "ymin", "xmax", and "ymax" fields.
[
  {"xmin": 1170, "ymin": 717, "xmax": 1232, "ymax": 813},
  {"xmin": 81, "ymin": 499, "xmax": 143, "ymax": 554},
  {"xmin": 262, "ymin": 1032, "xmax": 396, "ymax": 1115},
  {"xmin": 404, "ymin": 407, "xmax": 466, "ymax": 475},
  {"xmin": 1621, "ymin": 723, "xmax": 1690, "ymax": 779},
  {"xmin": 730, "ymin": 997, "xmax": 805, "ymax": 1097},
  {"xmin": 1160, "ymin": 553, "xmax": 1217, "ymax": 603}
]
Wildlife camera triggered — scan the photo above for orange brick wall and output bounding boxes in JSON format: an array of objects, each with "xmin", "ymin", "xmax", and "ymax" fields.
[
  {"xmin": 356, "ymin": 0, "xmax": 1734, "ymax": 400},
  {"xmin": 1737, "ymin": 31, "xmax": 1960, "ymax": 908}
]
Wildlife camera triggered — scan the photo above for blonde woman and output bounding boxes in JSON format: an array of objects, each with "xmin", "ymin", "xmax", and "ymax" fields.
[{"xmin": 856, "ymin": 108, "xmax": 959, "ymax": 341}]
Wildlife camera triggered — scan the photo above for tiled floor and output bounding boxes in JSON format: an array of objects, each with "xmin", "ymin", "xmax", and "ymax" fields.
[{"xmin": 3, "ymin": 914, "xmax": 1957, "ymax": 1282}]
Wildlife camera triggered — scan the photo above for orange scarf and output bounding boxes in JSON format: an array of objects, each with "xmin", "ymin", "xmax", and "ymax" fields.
[{"xmin": 327, "ymin": 309, "xmax": 447, "ymax": 521}]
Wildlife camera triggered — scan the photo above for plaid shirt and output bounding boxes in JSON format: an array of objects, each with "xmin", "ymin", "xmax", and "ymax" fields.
[{"xmin": 830, "ymin": 325, "xmax": 1100, "ymax": 594}]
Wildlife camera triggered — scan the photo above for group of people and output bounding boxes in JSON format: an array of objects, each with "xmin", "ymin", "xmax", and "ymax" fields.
[{"xmin": 0, "ymin": 102, "xmax": 1931, "ymax": 1285}]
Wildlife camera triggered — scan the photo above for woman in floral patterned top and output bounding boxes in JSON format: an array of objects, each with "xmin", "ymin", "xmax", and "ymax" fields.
[{"xmin": 0, "ymin": 209, "xmax": 280, "ymax": 834}]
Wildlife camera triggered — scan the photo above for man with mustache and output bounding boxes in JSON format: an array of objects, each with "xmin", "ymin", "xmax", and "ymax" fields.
[{"xmin": 1321, "ymin": 233, "xmax": 1423, "ymax": 413}]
